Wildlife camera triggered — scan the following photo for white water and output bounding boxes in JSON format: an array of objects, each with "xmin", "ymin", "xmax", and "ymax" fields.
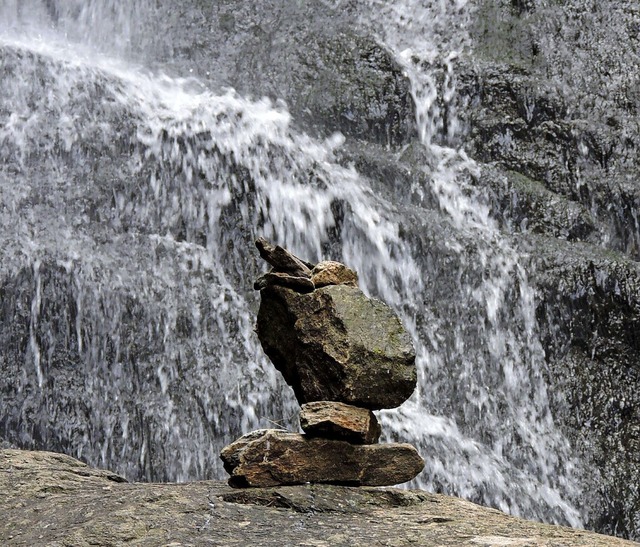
[
  {"xmin": 360, "ymin": 0, "xmax": 582, "ymax": 524},
  {"xmin": 0, "ymin": 0, "xmax": 157, "ymax": 56},
  {"xmin": 0, "ymin": 0, "xmax": 583, "ymax": 526}
]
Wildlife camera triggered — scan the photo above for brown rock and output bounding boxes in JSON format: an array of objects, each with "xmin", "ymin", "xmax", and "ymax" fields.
[
  {"xmin": 255, "ymin": 237, "xmax": 313, "ymax": 277},
  {"xmin": 256, "ymin": 284, "xmax": 416, "ymax": 409},
  {"xmin": 299, "ymin": 401, "xmax": 381, "ymax": 444},
  {"xmin": 220, "ymin": 429, "xmax": 424, "ymax": 488},
  {"xmin": 254, "ymin": 271, "xmax": 315, "ymax": 293},
  {"xmin": 311, "ymin": 260, "xmax": 358, "ymax": 287}
]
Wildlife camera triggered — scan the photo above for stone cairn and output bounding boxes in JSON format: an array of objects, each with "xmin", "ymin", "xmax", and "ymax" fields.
[{"xmin": 220, "ymin": 237, "xmax": 424, "ymax": 488}]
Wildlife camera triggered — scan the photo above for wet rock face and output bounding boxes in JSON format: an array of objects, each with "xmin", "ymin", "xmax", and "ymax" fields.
[
  {"xmin": 256, "ymin": 284, "xmax": 417, "ymax": 410},
  {"xmin": 464, "ymin": 3, "xmax": 640, "ymax": 538},
  {"xmin": 166, "ymin": 2, "xmax": 416, "ymax": 147},
  {"xmin": 291, "ymin": 31, "xmax": 417, "ymax": 146},
  {"xmin": 530, "ymin": 239, "xmax": 640, "ymax": 539},
  {"xmin": 463, "ymin": 4, "xmax": 640, "ymax": 259}
]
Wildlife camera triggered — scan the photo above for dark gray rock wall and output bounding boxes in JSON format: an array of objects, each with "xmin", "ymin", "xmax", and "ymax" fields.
[
  {"xmin": 532, "ymin": 240, "xmax": 640, "ymax": 538},
  {"xmin": 465, "ymin": 1, "xmax": 640, "ymax": 537},
  {"xmin": 154, "ymin": 1, "xmax": 416, "ymax": 146}
]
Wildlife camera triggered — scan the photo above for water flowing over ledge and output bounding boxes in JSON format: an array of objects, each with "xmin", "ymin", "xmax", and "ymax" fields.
[{"xmin": 3, "ymin": 0, "xmax": 639, "ymax": 538}]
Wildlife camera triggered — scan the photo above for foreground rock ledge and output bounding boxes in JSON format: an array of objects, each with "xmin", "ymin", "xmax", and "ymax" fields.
[
  {"xmin": 2, "ymin": 450, "xmax": 637, "ymax": 547},
  {"xmin": 220, "ymin": 429, "xmax": 423, "ymax": 487}
]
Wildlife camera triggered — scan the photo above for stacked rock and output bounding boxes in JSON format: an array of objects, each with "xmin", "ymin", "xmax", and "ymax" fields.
[{"xmin": 220, "ymin": 238, "xmax": 424, "ymax": 488}]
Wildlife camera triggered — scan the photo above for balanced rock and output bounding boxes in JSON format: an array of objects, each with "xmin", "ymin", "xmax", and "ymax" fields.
[
  {"xmin": 257, "ymin": 284, "xmax": 416, "ymax": 409},
  {"xmin": 253, "ymin": 271, "xmax": 315, "ymax": 293},
  {"xmin": 255, "ymin": 237, "xmax": 313, "ymax": 277},
  {"xmin": 311, "ymin": 260, "xmax": 358, "ymax": 288},
  {"xmin": 220, "ymin": 429, "xmax": 424, "ymax": 488},
  {"xmin": 300, "ymin": 401, "xmax": 381, "ymax": 444}
]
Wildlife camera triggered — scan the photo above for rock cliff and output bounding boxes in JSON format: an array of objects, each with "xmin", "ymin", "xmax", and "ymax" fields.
[{"xmin": 2, "ymin": 0, "xmax": 640, "ymax": 541}]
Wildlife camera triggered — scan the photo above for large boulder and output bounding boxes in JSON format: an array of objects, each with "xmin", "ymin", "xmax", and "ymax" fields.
[
  {"xmin": 220, "ymin": 429, "xmax": 424, "ymax": 488},
  {"xmin": 256, "ymin": 284, "xmax": 417, "ymax": 409}
]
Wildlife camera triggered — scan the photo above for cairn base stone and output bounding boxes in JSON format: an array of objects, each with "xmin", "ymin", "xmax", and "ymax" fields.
[
  {"xmin": 220, "ymin": 429, "xmax": 424, "ymax": 488},
  {"xmin": 300, "ymin": 401, "xmax": 381, "ymax": 444},
  {"xmin": 256, "ymin": 284, "xmax": 417, "ymax": 409}
]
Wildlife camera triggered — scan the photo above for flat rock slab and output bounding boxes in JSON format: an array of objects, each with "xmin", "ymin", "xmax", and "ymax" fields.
[
  {"xmin": 2, "ymin": 449, "xmax": 637, "ymax": 546},
  {"xmin": 300, "ymin": 401, "xmax": 381, "ymax": 444},
  {"xmin": 257, "ymin": 284, "xmax": 417, "ymax": 409},
  {"xmin": 253, "ymin": 271, "xmax": 315, "ymax": 293},
  {"xmin": 220, "ymin": 429, "xmax": 424, "ymax": 487}
]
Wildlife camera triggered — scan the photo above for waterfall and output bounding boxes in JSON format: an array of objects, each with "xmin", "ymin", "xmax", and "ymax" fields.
[
  {"xmin": 0, "ymin": 0, "xmax": 583, "ymax": 528},
  {"xmin": 0, "ymin": 0, "xmax": 157, "ymax": 57},
  {"xmin": 358, "ymin": 0, "xmax": 583, "ymax": 525}
]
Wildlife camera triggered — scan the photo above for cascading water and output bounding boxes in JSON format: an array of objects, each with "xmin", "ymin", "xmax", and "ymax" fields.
[
  {"xmin": 1, "ymin": 0, "xmax": 585, "ymax": 529},
  {"xmin": 0, "ymin": 0, "xmax": 158, "ymax": 57},
  {"xmin": 359, "ymin": 0, "xmax": 583, "ymax": 525}
]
